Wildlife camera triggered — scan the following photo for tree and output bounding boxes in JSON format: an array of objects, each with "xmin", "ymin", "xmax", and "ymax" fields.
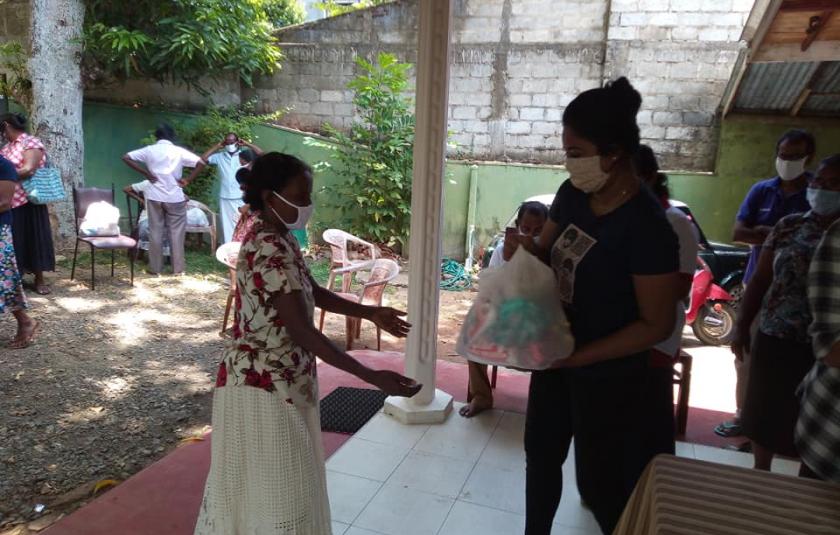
[
  {"xmin": 82, "ymin": 0, "xmax": 290, "ymax": 89},
  {"xmin": 264, "ymin": 0, "xmax": 306, "ymax": 28},
  {"xmin": 314, "ymin": 0, "xmax": 391, "ymax": 17},
  {"xmin": 28, "ymin": 0, "xmax": 85, "ymax": 244},
  {"xmin": 311, "ymin": 53, "xmax": 415, "ymax": 252}
]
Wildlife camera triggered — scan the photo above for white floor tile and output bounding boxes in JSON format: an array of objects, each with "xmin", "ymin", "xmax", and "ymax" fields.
[
  {"xmin": 693, "ymin": 444, "xmax": 754, "ymax": 468},
  {"xmin": 553, "ymin": 494, "xmax": 601, "ymax": 532},
  {"xmin": 343, "ymin": 527, "xmax": 384, "ymax": 535},
  {"xmin": 478, "ymin": 412, "xmax": 526, "ymax": 470},
  {"xmin": 327, "ymin": 437, "xmax": 410, "ymax": 482},
  {"xmin": 354, "ymin": 483, "xmax": 455, "ymax": 535},
  {"xmin": 772, "ymin": 457, "xmax": 802, "ymax": 476},
  {"xmin": 355, "ymin": 412, "xmax": 430, "ymax": 450},
  {"xmin": 438, "ymin": 500, "xmax": 526, "ymax": 535},
  {"xmin": 675, "ymin": 441, "xmax": 695, "ymax": 459},
  {"xmin": 414, "ymin": 404, "xmax": 503, "ymax": 462},
  {"xmin": 389, "ymin": 450, "xmax": 475, "ymax": 498},
  {"xmin": 331, "ymin": 521, "xmax": 350, "ymax": 535},
  {"xmin": 552, "ymin": 523, "xmax": 600, "ymax": 534},
  {"xmin": 459, "ymin": 462, "xmax": 526, "ymax": 514},
  {"xmin": 327, "ymin": 470, "xmax": 382, "ymax": 524}
]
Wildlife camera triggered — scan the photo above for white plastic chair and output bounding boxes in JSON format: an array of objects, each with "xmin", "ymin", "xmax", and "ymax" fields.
[
  {"xmin": 187, "ymin": 200, "xmax": 218, "ymax": 254},
  {"xmin": 333, "ymin": 258, "xmax": 400, "ymax": 350},
  {"xmin": 318, "ymin": 228, "xmax": 378, "ymax": 331},
  {"xmin": 215, "ymin": 242, "xmax": 241, "ymax": 336}
]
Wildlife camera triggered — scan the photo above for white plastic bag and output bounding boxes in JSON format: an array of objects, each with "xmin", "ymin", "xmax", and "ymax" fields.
[
  {"xmin": 456, "ymin": 248, "xmax": 574, "ymax": 370},
  {"xmin": 80, "ymin": 201, "xmax": 120, "ymax": 237}
]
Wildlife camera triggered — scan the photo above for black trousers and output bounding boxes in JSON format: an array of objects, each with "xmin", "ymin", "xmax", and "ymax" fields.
[{"xmin": 524, "ymin": 354, "xmax": 660, "ymax": 535}]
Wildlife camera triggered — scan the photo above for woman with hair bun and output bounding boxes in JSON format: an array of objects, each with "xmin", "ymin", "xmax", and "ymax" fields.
[
  {"xmin": 509, "ymin": 78, "xmax": 682, "ymax": 534},
  {"xmin": 195, "ymin": 153, "xmax": 421, "ymax": 534}
]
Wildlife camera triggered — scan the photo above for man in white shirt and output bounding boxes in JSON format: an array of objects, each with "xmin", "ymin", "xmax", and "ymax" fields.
[
  {"xmin": 121, "ymin": 124, "xmax": 203, "ymax": 275},
  {"xmin": 193, "ymin": 133, "xmax": 263, "ymax": 243}
]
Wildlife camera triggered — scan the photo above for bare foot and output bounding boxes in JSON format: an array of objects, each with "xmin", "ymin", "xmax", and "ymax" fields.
[
  {"xmin": 459, "ymin": 399, "xmax": 492, "ymax": 418},
  {"xmin": 9, "ymin": 319, "xmax": 39, "ymax": 349},
  {"xmin": 35, "ymin": 284, "xmax": 51, "ymax": 295}
]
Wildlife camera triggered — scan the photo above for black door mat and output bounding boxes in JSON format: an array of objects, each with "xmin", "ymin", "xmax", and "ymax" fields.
[{"xmin": 320, "ymin": 387, "xmax": 388, "ymax": 434}]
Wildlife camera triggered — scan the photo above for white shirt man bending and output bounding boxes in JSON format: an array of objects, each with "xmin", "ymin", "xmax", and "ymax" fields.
[{"xmin": 122, "ymin": 123, "xmax": 203, "ymax": 275}]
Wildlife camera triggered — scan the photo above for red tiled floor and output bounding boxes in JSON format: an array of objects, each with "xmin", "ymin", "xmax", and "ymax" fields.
[{"xmin": 44, "ymin": 352, "xmax": 528, "ymax": 535}]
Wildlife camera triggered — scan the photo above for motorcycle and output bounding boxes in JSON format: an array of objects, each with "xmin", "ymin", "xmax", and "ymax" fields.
[{"xmin": 687, "ymin": 256, "xmax": 736, "ymax": 346}]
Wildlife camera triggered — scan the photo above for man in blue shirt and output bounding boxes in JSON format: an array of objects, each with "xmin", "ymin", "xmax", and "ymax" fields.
[
  {"xmin": 195, "ymin": 133, "xmax": 263, "ymax": 243},
  {"xmin": 715, "ymin": 129, "xmax": 814, "ymax": 440}
]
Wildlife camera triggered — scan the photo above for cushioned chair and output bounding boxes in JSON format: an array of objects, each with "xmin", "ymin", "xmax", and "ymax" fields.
[
  {"xmin": 334, "ymin": 258, "xmax": 400, "ymax": 351},
  {"xmin": 71, "ymin": 186, "xmax": 137, "ymax": 290}
]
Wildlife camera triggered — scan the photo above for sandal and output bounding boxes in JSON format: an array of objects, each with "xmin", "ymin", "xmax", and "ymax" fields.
[
  {"xmin": 35, "ymin": 285, "xmax": 51, "ymax": 296},
  {"xmin": 9, "ymin": 320, "xmax": 39, "ymax": 349},
  {"xmin": 714, "ymin": 420, "xmax": 743, "ymax": 438}
]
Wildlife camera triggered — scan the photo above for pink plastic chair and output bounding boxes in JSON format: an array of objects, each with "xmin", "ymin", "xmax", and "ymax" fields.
[
  {"xmin": 319, "ymin": 229, "xmax": 378, "ymax": 331},
  {"xmin": 332, "ymin": 258, "xmax": 400, "ymax": 350}
]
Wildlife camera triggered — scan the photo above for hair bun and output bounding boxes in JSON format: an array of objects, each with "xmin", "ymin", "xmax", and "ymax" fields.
[{"xmin": 606, "ymin": 77, "xmax": 642, "ymax": 117}]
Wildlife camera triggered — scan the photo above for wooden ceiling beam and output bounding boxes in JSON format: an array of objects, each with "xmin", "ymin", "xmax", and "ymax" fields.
[
  {"xmin": 790, "ymin": 61, "xmax": 829, "ymax": 116},
  {"xmin": 802, "ymin": 10, "xmax": 834, "ymax": 51},
  {"xmin": 781, "ymin": 0, "xmax": 840, "ymax": 12},
  {"xmin": 753, "ymin": 40, "xmax": 840, "ymax": 62}
]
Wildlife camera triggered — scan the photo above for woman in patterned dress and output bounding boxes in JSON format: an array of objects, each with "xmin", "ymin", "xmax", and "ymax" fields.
[
  {"xmin": 195, "ymin": 153, "xmax": 420, "ymax": 534},
  {"xmin": 734, "ymin": 154, "xmax": 840, "ymax": 474},
  {"xmin": 0, "ymin": 155, "xmax": 37, "ymax": 348},
  {"xmin": 0, "ymin": 113, "xmax": 54, "ymax": 295}
]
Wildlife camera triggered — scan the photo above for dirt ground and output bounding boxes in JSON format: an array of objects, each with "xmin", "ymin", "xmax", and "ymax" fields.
[{"xmin": 0, "ymin": 258, "xmax": 474, "ymax": 531}]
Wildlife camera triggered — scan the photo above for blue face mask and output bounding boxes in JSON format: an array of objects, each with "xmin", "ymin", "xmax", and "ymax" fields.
[{"xmin": 807, "ymin": 187, "xmax": 840, "ymax": 216}]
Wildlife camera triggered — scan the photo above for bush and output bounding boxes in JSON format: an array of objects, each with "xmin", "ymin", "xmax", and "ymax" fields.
[
  {"xmin": 310, "ymin": 53, "xmax": 414, "ymax": 253},
  {"xmin": 140, "ymin": 102, "xmax": 283, "ymax": 207},
  {"xmin": 264, "ymin": 0, "xmax": 307, "ymax": 28}
]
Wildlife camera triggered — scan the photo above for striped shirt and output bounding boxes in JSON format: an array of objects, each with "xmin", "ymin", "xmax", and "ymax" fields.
[{"xmin": 796, "ymin": 219, "xmax": 840, "ymax": 482}]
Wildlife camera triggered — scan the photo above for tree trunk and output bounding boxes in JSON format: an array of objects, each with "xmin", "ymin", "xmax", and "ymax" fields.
[{"xmin": 28, "ymin": 0, "xmax": 84, "ymax": 247}]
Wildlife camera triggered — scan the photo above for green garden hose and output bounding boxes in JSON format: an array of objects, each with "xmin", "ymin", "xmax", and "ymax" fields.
[{"xmin": 440, "ymin": 258, "xmax": 472, "ymax": 291}]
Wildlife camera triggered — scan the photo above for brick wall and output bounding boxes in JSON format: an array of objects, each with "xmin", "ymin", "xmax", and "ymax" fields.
[
  {"xmin": 246, "ymin": 0, "xmax": 754, "ymax": 171},
  {"xmin": 606, "ymin": 0, "xmax": 750, "ymax": 169}
]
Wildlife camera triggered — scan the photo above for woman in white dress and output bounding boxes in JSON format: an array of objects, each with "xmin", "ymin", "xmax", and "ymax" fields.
[{"xmin": 194, "ymin": 153, "xmax": 420, "ymax": 534}]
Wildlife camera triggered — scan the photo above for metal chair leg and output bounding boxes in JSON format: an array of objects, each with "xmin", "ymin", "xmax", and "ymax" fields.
[
  {"xmin": 129, "ymin": 248, "xmax": 134, "ymax": 287},
  {"xmin": 90, "ymin": 244, "xmax": 96, "ymax": 290},
  {"xmin": 111, "ymin": 250, "xmax": 115, "ymax": 277},
  {"xmin": 490, "ymin": 366, "xmax": 498, "ymax": 389},
  {"xmin": 70, "ymin": 239, "xmax": 79, "ymax": 281},
  {"xmin": 319, "ymin": 309, "xmax": 327, "ymax": 332},
  {"xmin": 376, "ymin": 325, "xmax": 381, "ymax": 351}
]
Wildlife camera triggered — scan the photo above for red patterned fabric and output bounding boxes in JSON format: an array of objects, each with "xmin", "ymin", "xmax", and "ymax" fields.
[{"xmin": 1, "ymin": 133, "xmax": 47, "ymax": 208}]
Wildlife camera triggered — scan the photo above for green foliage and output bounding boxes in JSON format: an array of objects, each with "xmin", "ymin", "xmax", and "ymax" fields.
[
  {"xmin": 314, "ymin": 0, "xmax": 391, "ymax": 17},
  {"xmin": 83, "ymin": 0, "xmax": 285, "ymax": 88},
  {"xmin": 0, "ymin": 41, "xmax": 32, "ymax": 110},
  {"xmin": 309, "ymin": 53, "xmax": 414, "ymax": 252},
  {"xmin": 140, "ymin": 102, "xmax": 284, "ymax": 207},
  {"xmin": 263, "ymin": 0, "xmax": 306, "ymax": 27}
]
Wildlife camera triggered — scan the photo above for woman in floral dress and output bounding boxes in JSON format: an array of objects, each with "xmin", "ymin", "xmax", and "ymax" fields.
[
  {"xmin": 0, "ymin": 113, "xmax": 54, "ymax": 295},
  {"xmin": 195, "ymin": 153, "xmax": 420, "ymax": 534},
  {"xmin": 0, "ymin": 155, "xmax": 37, "ymax": 348}
]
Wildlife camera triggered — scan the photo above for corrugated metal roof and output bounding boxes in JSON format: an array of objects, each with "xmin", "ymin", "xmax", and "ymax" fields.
[
  {"xmin": 732, "ymin": 61, "xmax": 840, "ymax": 115},
  {"xmin": 733, "ymin": 62, "xmax": 818, "ymax": 112}
]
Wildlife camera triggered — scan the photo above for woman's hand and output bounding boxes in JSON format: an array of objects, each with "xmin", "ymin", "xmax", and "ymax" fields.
[
  {"xmin": 366, "ymin": 369, "xmax": 422, "ymax": 397},
  {"xmin": 731, "ymin": 324, "xmax": 751, "ymax": 361},
  {"xmin": 368, "ymin": 307, "xmax": 411, "ymax": 338}
]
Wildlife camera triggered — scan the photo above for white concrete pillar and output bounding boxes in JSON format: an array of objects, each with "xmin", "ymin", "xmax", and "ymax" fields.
[{"xmin": 383, "ymin": 0, "xmax": 454, "ymax": 424}]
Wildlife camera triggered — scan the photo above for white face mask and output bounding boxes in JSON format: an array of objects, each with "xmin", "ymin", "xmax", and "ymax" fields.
[
  {"xmin": 566, "ymin": 155, "xmax": 610, "ymax": 193},
  {"xmin": 776, "ymin": 157, "xmax": 807, "ymax": 181},
  {"xmin": 271, "ymin": 191, "xmax": 314, "ymax": 230},
  {"xmin": 225, "ymin": 143, "xmax": 238, "ymax": 153},
  {"xmin": 807, "ymin": 187, "xmax": 840, "ymax": 217}
]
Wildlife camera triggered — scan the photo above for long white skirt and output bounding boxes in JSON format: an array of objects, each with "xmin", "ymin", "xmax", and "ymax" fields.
[{"xmin": 194, "ymin": 386, "xmax": 332, "ymax": 535}]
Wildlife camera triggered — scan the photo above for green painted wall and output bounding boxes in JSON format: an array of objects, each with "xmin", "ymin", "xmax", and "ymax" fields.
[{"xmin": 82, "ymin": 103, "xmax": 840, "ymax": 260}]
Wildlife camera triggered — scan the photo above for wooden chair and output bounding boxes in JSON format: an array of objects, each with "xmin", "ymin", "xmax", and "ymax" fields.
[
  {"xmin": 333, "ymin": 258, "xmax": 400, "ymax": 350},
  {"xmin": 318, "ymin": 228, "xmax": 378, "ymax": 331},
  {"xmin": 186, "ymin": 200, "xmax": 217, "ymax": 253},
  {"xmin": 674, "ymin": 350, "xmax": 693, "ymax": 436},
  {"xmin": 215, "ymin": 242, "xmax": 241, "ymax": 336},
  {"xmin": 71, "ymin": 186, "xmax": 137, "ymax": 290}
]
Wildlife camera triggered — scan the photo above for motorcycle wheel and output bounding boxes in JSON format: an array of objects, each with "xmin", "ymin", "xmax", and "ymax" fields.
[
  {"xmin": 692, "ymin": 302, "xmax": 736, "ymax": 346},
  {"xmin": 725, "ymin": 283, "xmax": 744, "ymax": 309}
]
